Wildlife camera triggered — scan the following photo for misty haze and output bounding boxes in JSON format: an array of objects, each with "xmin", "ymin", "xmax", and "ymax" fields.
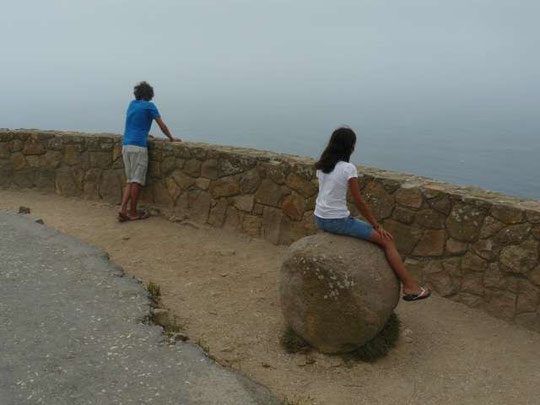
[{"xmin": 2, "ymin": 0, "xmax": 539, "ymax": 198}]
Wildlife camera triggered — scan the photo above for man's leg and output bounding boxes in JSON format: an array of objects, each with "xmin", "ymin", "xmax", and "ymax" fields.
[
  {"xmin": 128, "ymin": 182, "xmax": 141, "ymax": 218},
  {"xmin": 119, "ymin": 183, "xmax": 132, "ymax": 216},
  {"xmin": 126, "ymin": 146, "xmax": 148, "ymax": 220},
  {"xmin": 120, "ymin": 145, "xmax": 133, "ymax": 218}
]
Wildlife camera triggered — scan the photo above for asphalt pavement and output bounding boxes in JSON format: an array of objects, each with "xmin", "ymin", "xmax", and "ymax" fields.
[{"xmin": 0, "ymin": 211, "xmax": 281, "ymax": 405}]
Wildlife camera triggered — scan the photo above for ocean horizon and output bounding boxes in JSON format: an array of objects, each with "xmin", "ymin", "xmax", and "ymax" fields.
[{"xmin": 2, "ymin": 1, "xmax": 539, "ymax": 200}]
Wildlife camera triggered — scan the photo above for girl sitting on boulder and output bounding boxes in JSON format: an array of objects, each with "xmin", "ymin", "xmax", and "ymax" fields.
[{"xmin": 314, "ymin": 127, "xmax": 431, "ymax": 301}]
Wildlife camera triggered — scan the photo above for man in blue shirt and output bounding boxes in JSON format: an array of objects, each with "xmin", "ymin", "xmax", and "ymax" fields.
[{"xmin": 118, "ymin": 81, "xmax": 180, "ymax": 222}]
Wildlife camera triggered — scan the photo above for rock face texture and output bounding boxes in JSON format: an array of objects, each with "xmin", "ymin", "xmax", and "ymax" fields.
[{"xmin": 280, "ymin": 233, "xmax": 400, "ymax": 353}]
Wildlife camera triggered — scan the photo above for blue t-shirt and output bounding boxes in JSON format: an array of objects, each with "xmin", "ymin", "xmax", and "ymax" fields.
[{"xmin": 123, "ymin": 100, "xmax": 161, "ymax": 147}]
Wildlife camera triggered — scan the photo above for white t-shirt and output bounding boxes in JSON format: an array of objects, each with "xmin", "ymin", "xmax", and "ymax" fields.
[{"xmin": 314, "ymin": 161, "xmax": 358, "ymax": 219}]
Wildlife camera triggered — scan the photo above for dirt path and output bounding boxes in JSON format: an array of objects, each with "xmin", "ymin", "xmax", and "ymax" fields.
[{"xmin": 2, "ymin": 189, "xmax": 539, "ymax": 405}]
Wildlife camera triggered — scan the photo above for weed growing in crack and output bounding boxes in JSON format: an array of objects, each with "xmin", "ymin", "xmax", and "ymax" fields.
[{"xmin": 146, "ymin": 281, "xmax": 161, "ymax": 304}]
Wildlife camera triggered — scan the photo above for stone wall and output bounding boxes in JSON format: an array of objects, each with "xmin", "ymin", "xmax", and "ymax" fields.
[{"xmin": 1, "ymin": 129, "xmax": 540, "ymax": 332}]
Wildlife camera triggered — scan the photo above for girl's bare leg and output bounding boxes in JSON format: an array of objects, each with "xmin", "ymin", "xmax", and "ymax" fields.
[{"xmin": 369, "ymin": 230, "xmax": 423, "ymax": 295}]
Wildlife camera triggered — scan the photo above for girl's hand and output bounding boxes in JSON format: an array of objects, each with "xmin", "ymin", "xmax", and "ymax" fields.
[{"xmin": 377, "ymin": 226, "xmax": 393, "ymax": 240}]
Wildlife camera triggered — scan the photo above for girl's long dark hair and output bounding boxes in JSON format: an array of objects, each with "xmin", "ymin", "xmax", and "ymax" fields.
[{"xmin": 315, "ymin": 127, "xmax": 357, "ymax": 173}]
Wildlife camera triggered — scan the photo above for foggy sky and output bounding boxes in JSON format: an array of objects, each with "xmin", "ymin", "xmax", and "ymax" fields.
[{"xmin": 2, "ymin": 0, "xmax": 539, "ymax": 197}]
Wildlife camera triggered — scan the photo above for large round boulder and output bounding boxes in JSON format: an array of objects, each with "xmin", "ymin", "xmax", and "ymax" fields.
[{"xmin": 280, "ymin": 232, "xmax": 400, "ymax": 354}]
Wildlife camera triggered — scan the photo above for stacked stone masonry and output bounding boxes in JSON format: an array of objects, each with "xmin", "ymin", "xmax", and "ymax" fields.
[{"xmin": 1, "ymin": 129, "xmax": 540, "ymax": 332}]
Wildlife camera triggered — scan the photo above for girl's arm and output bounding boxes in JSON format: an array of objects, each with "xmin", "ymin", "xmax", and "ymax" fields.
[{"xmin": 348, "ymin": 178, "xmax": 393, "ymax": 240}]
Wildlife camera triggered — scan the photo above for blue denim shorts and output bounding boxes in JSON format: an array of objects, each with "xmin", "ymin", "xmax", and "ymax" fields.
[{"xmin": 314, "ymin": 216, "xmax": 374, "ymax": 241}]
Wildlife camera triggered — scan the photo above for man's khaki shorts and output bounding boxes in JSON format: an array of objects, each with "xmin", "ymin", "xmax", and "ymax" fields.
[{"xmin": 122, "ymin": 145, "xmax": 148, "ymax": 185}]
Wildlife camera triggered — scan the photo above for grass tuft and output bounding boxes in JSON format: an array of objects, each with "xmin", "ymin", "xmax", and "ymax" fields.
[
  {"xmin": 163, "ymin": 322, "xmax": 182, "ymax": 335},
  {"xmin": 347, "ymin": 312, "xmax": 401, "ymax": 363},
  {"xmin": 284, "ymin": 396, "xmax": 314, "ymax": 405},
  {"xmin": 281, "ymin": 312, "xmax": 401, "ymax": 363},
  {"xmin": 146, "ymin": 281, "xmax": 161, "ymax": 303},
  {"xmin": 280, "ymin": 327, "xmax": 311, "ymax": 354}
]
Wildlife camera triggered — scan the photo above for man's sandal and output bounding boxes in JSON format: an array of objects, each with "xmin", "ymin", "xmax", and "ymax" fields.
[
  {"xmin": 118, "ymin": 213, "xmax": 130, "ymax": 223},
  {"xmin": 133, "ymin": 211, "xmax": 150, "ymax": 220},
  {"xmin": 402, "ymin": 287, "xmax": 431, "ymax": 302},
  {"xmin": 117, "ymin": 212, "xmax": 149, "ymax": 222}
]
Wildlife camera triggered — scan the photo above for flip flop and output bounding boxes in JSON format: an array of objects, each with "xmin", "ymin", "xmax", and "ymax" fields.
[{"xmin": 402, "ymin": 287, "xmax": 431, "ymax": 302}]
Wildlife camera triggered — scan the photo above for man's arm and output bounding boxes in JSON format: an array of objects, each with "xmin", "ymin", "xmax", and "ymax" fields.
[{"xmin": 155, "ymin": 117, "xmax": 181, "ymax": 142}]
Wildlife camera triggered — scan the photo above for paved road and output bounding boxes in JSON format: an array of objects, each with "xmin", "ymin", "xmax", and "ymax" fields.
[{"xmin": 0, "ymin": 212, "xmax": 281, "ymax": 405}]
